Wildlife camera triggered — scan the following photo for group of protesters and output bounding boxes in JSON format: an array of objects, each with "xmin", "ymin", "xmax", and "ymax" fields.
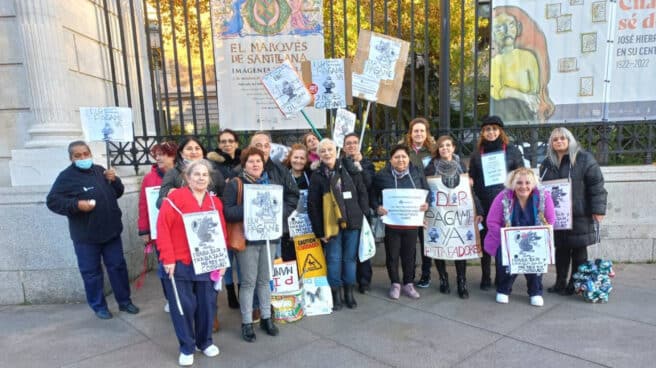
[{"xmin": 46, "ymin": 115, "xmax": 607, "ymax": 366}]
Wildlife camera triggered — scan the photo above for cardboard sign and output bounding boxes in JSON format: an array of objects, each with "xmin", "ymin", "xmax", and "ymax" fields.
[
  {"xmin": 261, "ymin": 61, "xmax": 312, "ymax": 118},
  {"xmin": 351, "ymin": 30, "xmax": 410, "ymax": 107},
  {"xmin": 501, "ymin": 225, "xmax": 555, "ymax": 274},
  {"xmin": 301, "ymin": 58, "xmax": 352, "ymax": 109},
  {"xmin": 80, "ymin": 106, "xmax": 134, "ymax": 142},
  {"xmin": 273, "ymin": 261, "xmax": 300, "ymax": 294},
  {"xmin": 244, "ymin": 184, "xmax": 284, "ymax": 241},
  {"xmin": 424, "ymin": 175, "xmax": 481, "ymax": 260},
  {"xmin": 293, "ymin": 234, "xmax": 327, "ymax": 278}
]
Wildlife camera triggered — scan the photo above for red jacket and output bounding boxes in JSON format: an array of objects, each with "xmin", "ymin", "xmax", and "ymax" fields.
[
  {"xmin": 157, "ymin": 186, "xmax": 228, "ymax": 265},
  {"xmin": 138, "ymin": 165, "xmax": 164, "ymax": 236}
]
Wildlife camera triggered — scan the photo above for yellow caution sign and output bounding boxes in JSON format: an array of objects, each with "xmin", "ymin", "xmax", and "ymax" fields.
[{"xmin": 293, "ymin": 234, "xmax": 327, "ymax": 278}]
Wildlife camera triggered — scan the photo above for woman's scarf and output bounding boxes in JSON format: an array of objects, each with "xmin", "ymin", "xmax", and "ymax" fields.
[
  {"xmin": 243, "ymin": 170, "xmax": 270, "ymax": 184},
  {"xmin": 481, "ymin": 137, "xmax": 504, "ymax": 153}
]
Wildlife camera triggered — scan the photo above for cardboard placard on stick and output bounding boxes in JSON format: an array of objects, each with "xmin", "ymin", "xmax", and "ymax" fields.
[
  {"xmin": 351, "ymin": 30, "xmax": 410, "ymax": 107},
  {"xmin": 301, "ymin": 59, "xmax": 353, "ymax": 108}
]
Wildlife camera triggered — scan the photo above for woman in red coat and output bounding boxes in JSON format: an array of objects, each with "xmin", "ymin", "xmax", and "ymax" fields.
[
  {"xmin": 157, "ymin": 159, "xmax": 228, "ymax": 366},
  {"xmin": 137, "ymin": 141, "xmax": 177, "ymax": 312}
]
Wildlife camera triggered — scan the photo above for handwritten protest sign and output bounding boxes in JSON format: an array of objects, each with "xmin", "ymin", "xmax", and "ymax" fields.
[
  {"xmin": 273, "ymin": 261, "xmax": 300, "ymax": 294},
  {"xmin": 332, "ymin": 108, "xmax": 356, "ymax": 147},
  {"xmin": 301, "ymin": 59, "xmax": 351, "ymax": 109},
  {"xmin": 540, "ymin": 179, "xmax": 573, "ymax": 230},
  {"xmin": 501, "ymin": 225, "xmax": 555, "ymax": 274},
  {"xmin": 80, "ymin": 107, "xmax": 133, "ymax": 142},
  {"xmin": 381, "ymin": 188, "xmax": 429, "ymax": 226},
  {"xmin": 145, "ymin": 186, "xmax": 160, "ymax": 240},
  {"xmin": 261, "ymin": 61, "xmax": 312, "ymax": 118},
  {"xmin": 424, "ymin": 175, "xmax": 481, "ymax": 260},
  {"xmin": 351, "ymin": 30, "xmax": 409, "ymax": 106},
  {"xmin": 244, "ymin": 184, "xmax": 283, "ymax": 241},
  {"xmin": 294, "ymin": 234, "xmax": 326, "ymax": 278},
  {"xmin": 182, "ymin": 210, "xmax": 230, "ymax": 274}
]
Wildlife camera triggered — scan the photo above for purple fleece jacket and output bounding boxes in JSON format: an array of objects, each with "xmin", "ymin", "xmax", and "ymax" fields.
[{"xmin": 484, "ymin": 188, "xmax": 556, "ymax": 256}]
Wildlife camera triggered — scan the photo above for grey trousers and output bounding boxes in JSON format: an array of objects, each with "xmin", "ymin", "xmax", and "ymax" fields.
[{"xmin": 236, "ymin": 241, "xmax": 276, "ymax": 323}]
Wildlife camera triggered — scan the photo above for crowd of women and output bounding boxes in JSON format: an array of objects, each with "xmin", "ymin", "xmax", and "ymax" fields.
[{"xmin": 134, "ymin": 117, "xmax": 606, "ymax": 366}]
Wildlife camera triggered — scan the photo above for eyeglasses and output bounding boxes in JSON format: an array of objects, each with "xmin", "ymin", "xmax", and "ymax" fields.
[
  {"xmin": 254, "ymin": 143, "xmax": 271, "ymax": 149},
  {"xmin": 219, "ymin": 139, "xmax": 236, "ymax": 144},
  {"xmin": 551, "ymin": 136, "xmax": 567, "ymax": 142},
  {"xmin": 483, "ymin": 126, "xmax": 500, "ymax": 132}
]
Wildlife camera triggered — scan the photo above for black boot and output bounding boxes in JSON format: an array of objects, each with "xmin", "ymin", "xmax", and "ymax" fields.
[
  {"xmin": 436, "ymin": 260, "xmax": 450, "ymax": 294},
  {"xmin": 547, "ymin": 278, "xmax": 567, "ymax": 293},
  {"xmin": 561, "ymin": 279, "xmax": 576, "ymax": 296},
  {"xmin": 455, "ymin": 261, "xmax": 468, "ymax": 299},
  {"xmin": 331, "ymin": 287, "xmax": 343, "ymax": 311},
  {"xmin": 241, "ymin": 323, "xmax": 256, "ymax": 342},
  {"xmin": 226, "ymin": 284, "xmax": 240, "ymax": 309},
  {"xmin": 260, "ymin": 318, "xmax": 279, "ymax": 336},
  {"xmin": 480, "ymin": 252, "xmax": 492, "ymax": 290},
  {"xmin": 343, "ymin": 285, "xmax": 357, "ymax": 309}
]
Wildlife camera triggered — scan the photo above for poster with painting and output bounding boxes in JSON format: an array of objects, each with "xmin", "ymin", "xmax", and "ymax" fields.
[
  {"xmin": 244, "ymin": 184, "xmax": 284, "ymax": 241},
  {"xmin": 500, "ymin": 225, "xmax": 555, "ymax": 274},
  {"xmin": 80, "ymin": 107, "xmax": 133, "ymax": 142},
  {"xmin": 181, "ymin": 210, "xmax": 230, "ymax": 274}
]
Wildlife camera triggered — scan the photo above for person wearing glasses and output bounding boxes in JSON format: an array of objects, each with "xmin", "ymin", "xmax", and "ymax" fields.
[
  {"xmin": 469, "ymin": 116, "xmax": 524, "ymax": 291},
  {"xmin": 208, "ymin": 129, "xmax": 243, "ymax": 310},
  {"xmin": 539, "ymin": 127, "xmax": 607, "ymax": 295}
]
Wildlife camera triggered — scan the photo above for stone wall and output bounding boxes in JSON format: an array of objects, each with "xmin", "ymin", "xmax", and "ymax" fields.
[{"xmin": 1, "ymin": 165, "xmax": 655, "ymax": 305}]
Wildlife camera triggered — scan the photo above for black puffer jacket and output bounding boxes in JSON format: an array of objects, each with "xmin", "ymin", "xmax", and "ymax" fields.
[
  {"xmin": 469, "ymin": 143, "xmax": 524, "ymax": 214},
  {"xmin": 207, "ymin": 148, "xmax": 241, "ymax": 179},
  {"xmin": 370, "ymin": 162, "xmax": 429, "ymax": 210},
  {"xmin": 307, "ymin": 160, "xmax": 368, "ymax": 238},
  {"xmin": 540, "ymin": 150, "xmax": 607, "ymax": 247}
]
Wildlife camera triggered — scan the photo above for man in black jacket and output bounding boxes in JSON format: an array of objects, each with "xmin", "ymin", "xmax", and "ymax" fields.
[{"xmin": 46, "ymin": 141, "xmax": 139, "ymax": 319}]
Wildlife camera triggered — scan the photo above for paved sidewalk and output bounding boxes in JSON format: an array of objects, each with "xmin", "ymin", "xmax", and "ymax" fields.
[{"xmin": 1, "ymin": 264, "xmax": 655, "ymax": 368}]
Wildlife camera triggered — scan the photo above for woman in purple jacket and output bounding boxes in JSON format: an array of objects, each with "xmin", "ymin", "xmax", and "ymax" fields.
[{"xmin": 485, "ymin": 167, "xmax": 555, "ymax": 307}]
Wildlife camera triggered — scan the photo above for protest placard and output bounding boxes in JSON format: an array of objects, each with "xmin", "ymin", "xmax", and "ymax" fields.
[
  {"xmin": 301, "ymin": 58, "xmax": 352, "ymax": 109},
  {"xmin": 145, "ymin": 186, "xmax": 160, "ymax": 240},
  {"xmin": 381, "ymin": 188, "xmax": 429, "ymax": 226},
  {"xmin": 424, "ymin": 175, "xmax": 481, "ymax": 260},
  {"xmin": 501, "ymin": 225, "xmax": 555, "ymax": 274},
  {"xmin": 80, "ymin": 107, "xmax": 133, "ymax": 142},
  {"xmin": 481, "ymin": 151, "xmax": 507, "ymax": 187},
  {"xmin": 301, "ymin": 276, "xmax": 332, "ymax": 316},
  {"xmin": 244, "ymin": 184, "xmax": 283, "ymax": 241},
  {"xmin": 261, "ymin": 61, "xmax": 312, "ymax": 118},
  {"xmin": 540, "ymin": 179, "xmax": 573, "ymax": 230},
  {"xmin": 181, "ymin": 210, "xmax": 230, "ymax": 274},
  {"xmin": 332, "ymin": 108, "xmax": 356, "ymax": 147},
  {"xmin": 273, "ymin": 261, "xmax": 300, "ymax": 294}
]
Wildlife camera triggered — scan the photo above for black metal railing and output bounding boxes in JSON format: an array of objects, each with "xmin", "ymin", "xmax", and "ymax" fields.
[{"xmin": 101, "ymin": 0, "xmax": 654, "ymax": 174}]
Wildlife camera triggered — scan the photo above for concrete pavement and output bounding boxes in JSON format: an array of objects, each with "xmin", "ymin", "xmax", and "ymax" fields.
[{"xmin": 1, "ymin": 263, "xmax": 655, "ymax": 368}]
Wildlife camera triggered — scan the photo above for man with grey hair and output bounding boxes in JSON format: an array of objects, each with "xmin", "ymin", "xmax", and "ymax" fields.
[{"xmin": 47, "ymin": 141, "xmax": 139, "ymax": 319}]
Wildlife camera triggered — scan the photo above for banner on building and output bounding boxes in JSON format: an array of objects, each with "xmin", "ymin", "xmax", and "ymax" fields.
[
  {"xmin": 210, "ymin": 0, "xmax": 325, "ymax": 130},
  {"xmin": 424, "ymin": 175, "xmax": 481, "ymax": 261},
  {"xmin": 491, "ymin": 1, "xmax": 656, "ymax": 124}
]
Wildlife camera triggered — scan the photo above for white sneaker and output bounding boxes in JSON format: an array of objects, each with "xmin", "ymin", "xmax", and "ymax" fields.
[
  {"xmin": 200, "ymin": 344, "xmax": 220, "ymax": 357},
  {"xmin": 164, "ymin": 302, "xmax": 170, "ymax": 313},
  {"xmin": 496, "ymin": 293, "xmax": 509, "ymax": 304},
  {"xmin": 178, "ymin": 352, "xmax": 193, "ymax": 366},
  {"xmin": 530, "ymin": 295, "xmax": 544, "ymax": 307}
]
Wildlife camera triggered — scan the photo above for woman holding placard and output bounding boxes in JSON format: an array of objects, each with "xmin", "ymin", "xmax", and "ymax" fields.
[
  {"xmin": 539, "ymin": 127, "xmax": 607, "ymax": 295},
  {"xmin": 372, "ymin": 144, "xmax": 429, "ymax": 300},
  {"xmin": 157, "ymin": 160, "xmax": 226, "ymax": 366},
  {"xmin": 485, "ymin": 168, "xmax": 555, "ymax": 307},
  {"xmin": 137, "ymin": 141, "xmax": 177, "ymax": 312},
  {"xmin": 469, "ymin": 116, "xmax": 524, "ymax": 291},
  {"xmin": 307, "ymin": 139, "xmax": 369, "ymax": 310},
  {"xmin": 425, "ymin": 136, "xmax": 483, "ymax": 299},
  {"xmin": 223, "ymin": 147, "xmax": 280, "ymax": 342}
]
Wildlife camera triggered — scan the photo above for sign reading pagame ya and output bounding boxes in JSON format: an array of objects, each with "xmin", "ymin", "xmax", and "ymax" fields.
[{"xmin": 424, "ymin": 175, "xmax": 481, "ymax": 260}]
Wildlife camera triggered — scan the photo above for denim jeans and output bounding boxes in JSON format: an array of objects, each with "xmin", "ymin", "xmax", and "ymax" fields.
[
  {"xmin": 495, "ymin": 247, "xmax": 543, "ymax": 296},
  {"xmin": 323, "ymin": 229, "xmax": 359, "ymax": 288}
]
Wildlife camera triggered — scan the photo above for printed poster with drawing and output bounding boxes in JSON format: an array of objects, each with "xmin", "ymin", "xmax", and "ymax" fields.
[
  {"xmin": 332, "ymin": 108, "xmax": 356, "ymax": 147},
  {"xmin": 288, "ymin": 189, "xmax": 313, "ymax": 238},
  {"xmin": 182, "ymin": 210, "xmax": 230, "ymax": 274},
  {"xmin": 539, "ymin": 179, "xmax": 573, "ymax": 230},
  {"xmin": 424, "ymin": 175, "xmax": 481, "ymax": 261},
  {"xmin": 293, "ymin": 234, "xmax": 327, "ymax": 278},
  {"xmin": 311, "ymin": 59, "xmax": 347, "ymax": 109},
  {"xmin": 244, "ymin": 184, "xmax": 283, "ymax": 241},
  {"xmin": 145, "ymin": 186, "xmax": 161, "ymax": 240},
  {"xmin": 501, "ymin": 225, "xmax": 555, "ymax": 274},
  {"xmin": 363, "ymin": 34, "xmax": 402, "ymax": 81},
  {"xmin": 80, "ymin": 107, "xmax": 134, "ymax": 142},
  {"xmin": 301, "ymin": 276, "xmax": 332, "ymax": 316},
  {"xmin": 261, "ymin": 61, "xmax": 312, "ymax": 118}
]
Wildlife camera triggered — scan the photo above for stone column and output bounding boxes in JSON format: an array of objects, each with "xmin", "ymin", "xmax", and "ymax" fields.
[{"xmin": 10, "ymin": 0, "xmax": 82, "ymax": 185}]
